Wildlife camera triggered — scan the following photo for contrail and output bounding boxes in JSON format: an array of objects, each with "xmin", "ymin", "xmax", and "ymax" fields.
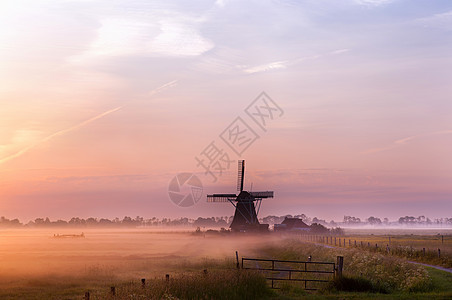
[
  {"xmin": 0, "ymin": 106, "xmax": 122, "ymax": 165},
  {"xmin": 149, "ymin": 80, "xmax": 178, "ymax": 96},
  {"xmin": 363, "ymin": 130, "xmax": 452, "ymax": 154},
  {"xmin": 0, "ymin": 80, "xmax": 177, "ymax": 165}
]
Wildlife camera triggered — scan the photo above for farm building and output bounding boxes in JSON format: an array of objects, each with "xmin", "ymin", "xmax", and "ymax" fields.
[{"xmin": 274, "ymin": 217, "xmax": 310, "ymax": 232}]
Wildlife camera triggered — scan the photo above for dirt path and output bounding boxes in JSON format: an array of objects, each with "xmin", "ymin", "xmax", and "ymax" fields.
[{"xmin": 407, "ymin": 261, "xmax": 452, "ymax": 274}]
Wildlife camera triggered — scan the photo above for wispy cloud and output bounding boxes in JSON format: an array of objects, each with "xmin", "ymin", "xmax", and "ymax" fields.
[
  {"xmin": 240, "ymin": 55, "xmax": 321, "ymax": 74},
  {"xmin": 149, "ymin": 80, "xmax": 178, "ymax": 96},
  {"xmin": 0, "ymin": 107, "xmax": 122, "ymax": 165},
  {"xmin": 330, "ymin": 49, "xmax": 350, "ymax": 55},
  {"xmin": 242, "ymin": 60, "xmax": 289, "ymax": 74},
  {"xmin": 353, "ymin": 0, "xmax": 394, "ymax": 6},
  {"xmin": 0, "ymin": 81, "xmax": 177, "ymax": 165},
  {"xmin": 241, "ymin": 50, "xmax": 349, "ymax": 74},
  {"xmin": 364, "ymin": 130, "xmax": 452, "ymax": 154},
  {"xmin": 70, "ymin": 11, "xmax": 214, "ymax": 63},
  {"xmin": 416, "ymin": 10, "xmax": 452, "ymax": 31}
]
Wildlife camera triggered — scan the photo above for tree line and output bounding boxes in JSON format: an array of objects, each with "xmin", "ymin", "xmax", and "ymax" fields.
[{"xmin": 0, "ymin": 214, "xmax": 451, "ymax": 228}]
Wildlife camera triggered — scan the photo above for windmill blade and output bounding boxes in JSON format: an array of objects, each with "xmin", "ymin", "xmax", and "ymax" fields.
[
  {"xmin": 237, "ymin": 160, "xmax": 245, "ymax": 192},
  {"xmin": 250, "ymin": 191, "xmax": 274, "ymax": 198},
  {"xmin": 207, "ymin": 194, "xmax": 237, "ymax": 202}
]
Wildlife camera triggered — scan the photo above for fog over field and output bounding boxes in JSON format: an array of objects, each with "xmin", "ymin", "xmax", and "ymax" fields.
[{"xmin": 0, "ymin": 229, "xmax": 273, "ymax": 279}]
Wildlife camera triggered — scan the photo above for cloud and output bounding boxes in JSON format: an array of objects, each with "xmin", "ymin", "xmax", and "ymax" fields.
[
  {"xmin": 242, "ymin": 60, "xmax": 289, "ymax": 74},
  {"xmin": 149, "ymin": 80, "xmax": 178, "ymax": 96},
  {"xmin": 417, "ymin": 10, "xmax": 452, "ymax": 31},
  {"xmin": 71, "ymin": 12, "xmax": 214, "ymax": 62},
  {"xmin": 353, "ymin": 0, "xmax": 394, "ymax": 6},
  {"xmin": 363, "ymin": 130, "xmax": 452, "ymax": 154},
  {"xmin": 330, "ymin": 49, "xmax": 350, "ymax": 55},
  {"xmin": 149, "ymin": 19, "xmax": 214, "ymax": 56},
  {"xmin": 240, "ymin": 50, "xmax": 350, "ymax": 74},
  {"xmin": 215, "ymin": 0, "xmax": 227, "ymax": 8},
  {"xmin": 240, "ymin": 55, "xmax": 322, "ymax": 74}
]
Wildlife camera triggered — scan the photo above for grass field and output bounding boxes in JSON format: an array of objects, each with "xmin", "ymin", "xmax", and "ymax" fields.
[
  {"xmin": 0, "ymin": 229, "xmax": 451, "ymax": 299},
  {"xmin": 302, "ymin": 229, "xmax": 452, "ymax": 268}
]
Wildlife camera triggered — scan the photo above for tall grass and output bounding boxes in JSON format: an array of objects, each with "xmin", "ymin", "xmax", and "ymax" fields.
[
  {"xmin": 259, "ymin": 239, "xmax": 432, "ymax": 293},
  {"xmin": 336, "ymin": 234, "xmax": 452, "ymax": 268},
  {"xmin": 90, "ymin": 269, "xmax": 274, "ymax": 300}
]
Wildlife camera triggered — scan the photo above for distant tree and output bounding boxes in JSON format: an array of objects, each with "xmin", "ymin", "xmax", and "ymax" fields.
[
  {"xmin": 398, "ymin": 216, "xmax": 416, "ymax": 224},
  {"xmin": 0, "ymin": 216, "xmax": 22, "ymax": 227},
  {"xmin": 54, "ymin": 219, "xmax": 68, "ymax": 226},
  {"xmin": 69, "ymin": 217, "xmax": 85, "ymax": 226},
  {"xmin": 367, "ymin": 216, "xmax": 382, "ymax": 225},
  {"xmin": 86, "ymin": 217, "xmax": 98, "ymax": 226},
  {"xmin": 417, "ymin": 216, "xmax": 426, "ymax": 223},
  {"xmin": 343, "ymin": 216, "xmax": 361, "ymax": 224},
  {"xmin": 312, "ymin": 217, "xmax": 326, "ymax": 225},
  {"xmin": 34, "ymin": 218, "xmax": 45, "ymax": 226},
  {"xmin": 294, "ymin": 214, "xmax": 311, "ymax": 224},
  {"xmin": 193, "ymin": 217, "xmax": 218, "ymax": 227},
  {"xmin": 330, "ymin": 227, "xmax": 345, "ymax": 235},
  {"xmin": 99, "ymin": 218, "xmax": 113, "ymax": 226}
]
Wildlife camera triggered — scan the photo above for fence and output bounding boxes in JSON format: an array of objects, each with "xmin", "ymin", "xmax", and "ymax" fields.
[
  {"xmin": 82, "ymin": 253, "xmax": 343, "ymax": 298},
  {"xmin": 300, "ymin": 234, "xmax": 448, "ymax": 261},
  {"xmin": 241, "ymin": 256, "xmax": 340, "ymax": 290}
]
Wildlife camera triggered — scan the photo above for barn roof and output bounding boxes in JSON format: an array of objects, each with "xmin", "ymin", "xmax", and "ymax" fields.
[{"xmin": 281, "ymin": 217, "xmax": 310, "ymax": 229}]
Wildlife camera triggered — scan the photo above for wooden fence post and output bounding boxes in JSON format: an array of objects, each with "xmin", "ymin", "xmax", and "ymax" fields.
[
  {"xmin": 334, "ymin": 237, "xmax": 337, "ymax": 246},
  {"xmin": 438, "ymin": 248, "xmax": 441, "ymax": 258},
  {"xmin": 236, "ymin": 251, "xmax": 240, "ymax": 269},
  {"xmin": 84, "ymin": 292, "xmax": 90, "ymax": 300},
  {"xmin": 110, "ymin": 286, "xmax": 116, "ymax": 295},
  {"xmin": 141, "ymin": 278, "xmax": 146, "ymax": 288},
  {"xmin": 166, "ymin": 274, "xmax": 170, "ymax": 282},
  {"xmin": 336, "ymin": 256, "xmax": 343, "ymax": 278}
]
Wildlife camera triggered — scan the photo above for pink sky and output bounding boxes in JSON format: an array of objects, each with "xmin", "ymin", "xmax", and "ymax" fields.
[{"xmin": 1, "ymin": 0, "xmax": 452, "ymax": 222}]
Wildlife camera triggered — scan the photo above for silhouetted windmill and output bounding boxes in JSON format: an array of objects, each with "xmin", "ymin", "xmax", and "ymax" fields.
[{"xmin": 207, "ymin": 160, "xmax": 273, "ymax": 232}]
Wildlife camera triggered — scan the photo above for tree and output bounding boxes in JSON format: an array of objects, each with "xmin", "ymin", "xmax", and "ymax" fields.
[
  {"xmin": 399, "ymin": 216, "xmax": 416, "ymax": 224},
  {"xmin": 343, "ymin": 216, "xmax": 361, "ymax": 224},
  {"xmin": 367, "ymin": 216, "xmax": 382, "ymax": 225}
]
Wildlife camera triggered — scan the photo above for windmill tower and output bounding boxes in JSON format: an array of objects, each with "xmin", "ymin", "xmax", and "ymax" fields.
[{"xmin": 207, "ymin": 160, "xmax": 274, "ymax": 232}]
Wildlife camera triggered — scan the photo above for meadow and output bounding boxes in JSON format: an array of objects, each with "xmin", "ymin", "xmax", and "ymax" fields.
[{"xmin": 0, "ymin": 228, "xmax": 451, "ymax": 299}]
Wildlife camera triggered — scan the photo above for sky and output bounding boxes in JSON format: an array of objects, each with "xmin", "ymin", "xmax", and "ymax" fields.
[{"xmin": 0, "ymin": 0, "xmax": 451, "ymax": 222}]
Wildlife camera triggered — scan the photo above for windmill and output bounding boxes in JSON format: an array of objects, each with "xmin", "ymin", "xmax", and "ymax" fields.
[{"xmin": 207, "ymin": 160, "xmax": 274, "ymax": 232}]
